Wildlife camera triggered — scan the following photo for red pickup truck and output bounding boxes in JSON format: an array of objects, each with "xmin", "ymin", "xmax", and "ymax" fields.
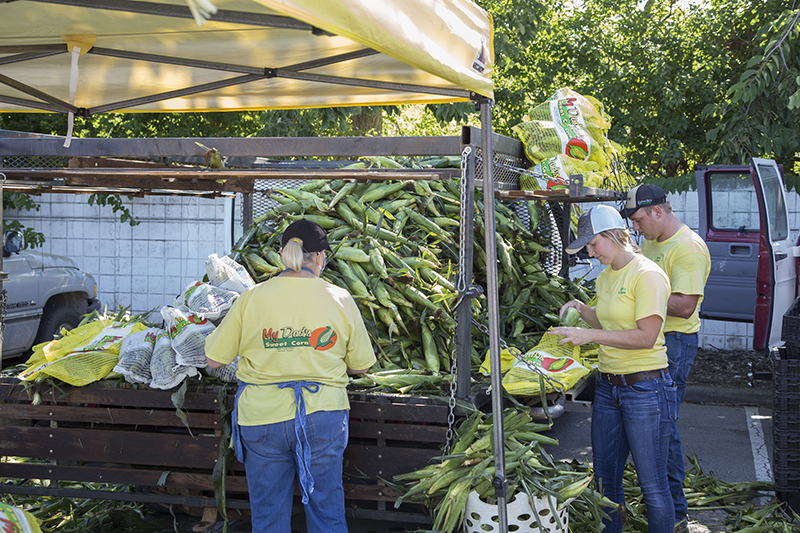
[{"xmin": 696, "ymin": 158, "xmax": 795, "ymax": 352}]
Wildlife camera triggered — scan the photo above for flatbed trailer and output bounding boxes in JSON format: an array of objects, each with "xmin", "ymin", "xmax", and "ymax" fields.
[{"xmin": 0, "ymin": 377, "xmax": 449, "ymax": 524}]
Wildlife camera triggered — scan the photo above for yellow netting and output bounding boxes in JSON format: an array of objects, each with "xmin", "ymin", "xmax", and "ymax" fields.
[
  {"xmin": 480, "ymin": 328, "xmax": 592, "ymax": 397},
  {"xmin": 512, "ymin": 87, "xmax": 634, "ymax": 192},
  {"xmin": 19, "ymin": 320, "xmax": 147, "ymax": 386}
]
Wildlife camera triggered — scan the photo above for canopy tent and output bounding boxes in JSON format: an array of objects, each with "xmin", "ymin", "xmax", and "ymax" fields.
[
  {"xmin": 0, "ymin": 0, "xmax": 493, "ymax": 114},
  {"xmin": 0, "ymin": 1, "xmax": 511, "ymax": 528}
]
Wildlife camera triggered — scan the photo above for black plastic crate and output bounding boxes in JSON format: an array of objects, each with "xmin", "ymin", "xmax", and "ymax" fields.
[
  {"xmin": 782, "ymin": 299, "xmax": 800, "ymax": 344},
  {"xmin": 774, "ymin": 429, "xmax": 800, "ymax": 450},
  {"xmin": 774, "ymin": 391, "xmax": 800, "ymax": 415},
  {"xmin": 774, "ymin": 414, "xmax": 800, "ymax": 434},
  {"xmin": 773, "ymin": 448, "xmax": 800, "ymax": 491},
  {"xmin": 781, "ymin": 342, "xmax": 800, "ymax": 359},
  {"xmin": 776, "ymin": 491, "xmax": 800, "ymax": 516}
]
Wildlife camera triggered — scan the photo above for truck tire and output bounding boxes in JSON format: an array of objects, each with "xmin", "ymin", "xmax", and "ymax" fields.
[{"xmin": 34, "ymin": 304, "xmax": 82, "ymax": 346}]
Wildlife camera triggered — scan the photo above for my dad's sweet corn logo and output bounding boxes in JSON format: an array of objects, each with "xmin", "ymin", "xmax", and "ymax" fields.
[{"xmin": 262, "ymin": 326, "xmax": 338, "ymax": 351}]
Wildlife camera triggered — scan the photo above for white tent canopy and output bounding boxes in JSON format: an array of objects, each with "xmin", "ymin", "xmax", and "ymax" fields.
[{"xmin": 0, "ymin": 0, "xmax": 493, "ymax": 114}]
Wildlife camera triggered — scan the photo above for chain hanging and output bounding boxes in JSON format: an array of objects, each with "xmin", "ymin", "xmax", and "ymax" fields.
[
  {"xmin": 444, "ymin": 146, "xmax": 473, "ymax": 454},
  {"xmin": 0, "ymin": 289, "xmax": 6, "ymax": 336}
]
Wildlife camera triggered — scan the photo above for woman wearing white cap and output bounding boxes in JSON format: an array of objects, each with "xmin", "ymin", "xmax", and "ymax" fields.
[
  {"xmin": 205, "ymin": 219, "xmax": 376, "ymax": 533},
  {"xmin": 549, "ymin": 204, "xmax": 677, "ymax": 533}
]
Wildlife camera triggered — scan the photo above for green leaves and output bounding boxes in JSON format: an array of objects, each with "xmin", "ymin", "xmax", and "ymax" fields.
[{"xmin": 88, "ymin": 194, "xmax": 140, "ymax": 227}]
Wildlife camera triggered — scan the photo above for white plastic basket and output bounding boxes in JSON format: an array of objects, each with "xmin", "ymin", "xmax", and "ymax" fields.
[{"xmin": 463, "ymin": 491, "xmax": 568, "ymax": 533}]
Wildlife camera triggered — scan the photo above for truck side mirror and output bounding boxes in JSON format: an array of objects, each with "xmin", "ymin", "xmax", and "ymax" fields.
[{"xmin": 3, "ymin": 230, "xmax": 24, "ymax": 257}]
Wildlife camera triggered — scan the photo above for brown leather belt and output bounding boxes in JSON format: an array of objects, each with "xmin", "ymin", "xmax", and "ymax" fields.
[{"xmin": 601, "ymin": 369, "xmax": 666, "ymax": 386}]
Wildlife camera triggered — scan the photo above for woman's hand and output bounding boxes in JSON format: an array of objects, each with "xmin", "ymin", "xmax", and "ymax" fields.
[
  {"xmin": 559, "ymin": 299, "xmax": 582, "ymax": 320},
  {"xmin": 557, "ymin": 299, "xmax": 601, "ymax": 329},
  {"xmin": 548, "ymin": 326, "xmax": 593, "ymax": 346}
]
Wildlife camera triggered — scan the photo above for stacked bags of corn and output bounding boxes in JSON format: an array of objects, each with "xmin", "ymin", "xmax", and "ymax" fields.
[
  {"xmin": 18, "ymin": 254, "xmax": 249, "ymax": 388},
  {"xmin": 511, "ymin": 87, "xmax": 628, "ymax": 191}
]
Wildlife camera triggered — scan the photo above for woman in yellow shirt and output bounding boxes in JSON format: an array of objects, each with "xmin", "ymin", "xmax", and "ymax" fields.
[
  {"xmin": 205, "ymin": 219, "xmax": 376, "ymax": 533},
  {"xmin": 550, "ymin": 205, "xmax": 677, "ymax": 533}
]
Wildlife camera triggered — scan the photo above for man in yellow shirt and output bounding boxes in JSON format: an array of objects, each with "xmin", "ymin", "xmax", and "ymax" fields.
[{"xmin": 621, "ymin": 184, "xmax": 711, "ymax": 533}]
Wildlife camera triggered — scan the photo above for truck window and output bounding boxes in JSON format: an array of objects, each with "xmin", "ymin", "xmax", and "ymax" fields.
[
  {"xmin": 707, "ymin": 172, "xmax": 760, "ymax": 232},
  {"xmin": 755, "ymin": 161, "xmax": 789, "ymax": 241}
]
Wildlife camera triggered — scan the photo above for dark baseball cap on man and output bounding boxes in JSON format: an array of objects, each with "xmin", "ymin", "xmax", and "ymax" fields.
[
  {"xmin": 619, "ymin": 183, "xmax": 668, "ymax": 218},
  {"xmin": 281, "ymin": 219, "xmax": 330, "ymax": 252}
]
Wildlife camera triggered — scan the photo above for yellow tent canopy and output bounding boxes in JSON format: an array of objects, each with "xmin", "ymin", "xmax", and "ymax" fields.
[{"xmin": 0, "ymin": 0, "xmax": 493, "ymax": 114}]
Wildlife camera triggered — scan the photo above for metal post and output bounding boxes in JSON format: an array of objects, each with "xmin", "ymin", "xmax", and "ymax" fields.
[
  {"xmin": 0, "ymin": 172, "xmax": 5, "ymax": 357},
  {"xmin": 479, "ymin": 98, "xmax": 508, "ymax": 531},
  {"xmin": 455, "ymin": 148, "xmax": 476, "ymax": 400}
]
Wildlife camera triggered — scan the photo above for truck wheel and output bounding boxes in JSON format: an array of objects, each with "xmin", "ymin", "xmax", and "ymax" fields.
[{"xmin": 34, "ymin": 305, "xmax": 82, "ymax": 346}]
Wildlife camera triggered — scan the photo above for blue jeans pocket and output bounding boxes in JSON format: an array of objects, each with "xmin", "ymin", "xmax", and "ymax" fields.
[
  {"xmin": 307, "ymin": 410, "xmax": 347, "ymax": 443},
  {"xmin": 664, "ymin": 383, "xmax": 678, "ymax": 422},
  {"xmin": 240, "ymin": 424, "xmax": 268, "ymax": 444}
]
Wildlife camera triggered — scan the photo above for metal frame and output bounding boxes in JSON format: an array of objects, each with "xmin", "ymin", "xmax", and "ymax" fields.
[{"xmin": 0, "ymin": 0, "xmax": 473, "ymax": 116}]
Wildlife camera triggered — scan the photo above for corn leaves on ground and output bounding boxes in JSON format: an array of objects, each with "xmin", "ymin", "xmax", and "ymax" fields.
[{"xmin": 389, "ymin": 409, "xmax": 799, "ymax": 532}]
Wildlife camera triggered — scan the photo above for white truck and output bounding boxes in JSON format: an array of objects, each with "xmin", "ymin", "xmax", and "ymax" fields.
[
  {"xmin": 696, "ymin": 158, "xmax": 795, "ymax": 352},
  {"xmin": 1, "ymin": 230, "xmax": 101, "ymax": 361}
]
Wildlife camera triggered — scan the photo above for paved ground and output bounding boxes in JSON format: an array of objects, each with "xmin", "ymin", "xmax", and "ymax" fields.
[{"xmin": 157, "ymin": 383, "xmax": 779, "ymax": 532}]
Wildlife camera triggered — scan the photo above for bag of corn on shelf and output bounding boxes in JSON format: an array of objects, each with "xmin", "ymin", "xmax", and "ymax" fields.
[
  {"xmin": 512, "ymin": 87, "xmax": 613, "ymax": 171},
  {"xmin": 161, "ymin": 305, "xmax": 216, "ymax": 368},
  {"xmin": 174, "ymin": 281, "xmax": 240, "ymax": 321},
  {"xmin": 150, "ymin": 329, "xmax": 199, "ymax": 390},
  {"xmin": 206, "ymin": 253, "xmax": 255, "ymax": 294},
  {"xmin": 19, "ymin": 319, "xmax": 147, "ymax": 386},
  {"xmin": 500, "ymin": 328, "xmax": 590, "ymax": 396},
  {"xmin": 520, "ymin": 154, "xmax": 605, "ymax": 191},
  {"xmin": 114, "ymin": 327, "xmax": 161, "ymax": 385}
]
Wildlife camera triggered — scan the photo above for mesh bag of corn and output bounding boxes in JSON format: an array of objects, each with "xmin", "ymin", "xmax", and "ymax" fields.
[
  {"xmin": 150, "ymin": 329, "xmax": 199, "ymax": 390},
  {"xmin": 499, "ymin": 329, "xmax": 590, "ymax": 396},
  {"xmin": 521, "ymin": 154, "xmax": 604, "ymax": 191},
  {"xmin": 161, "ymin": 305, "xmax": 216, "ymax": 368},
  {"xmin": 512, "ymin": 87, "xmax": 615, "ymax": 178},
  {"xmin": 19, "ymin": 319, "xmax": 147, "ymax": 386},
  {"xmin": 114, "ymin": 327, "xmax": 161, "ymax": 385},
  {"xmin": 206, "ymin": 253, "xmax": 255, "ymax": 294},
  {"xmin": 204, "ymin": 355, "xmax": 239, "ymax": 383},
  {"xmin": 173, "ymin": 281, "xmax": 240, "ymax": 321}
]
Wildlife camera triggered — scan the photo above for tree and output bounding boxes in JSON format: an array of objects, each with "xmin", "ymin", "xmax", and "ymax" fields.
[{"xmin": 704, "ymin": 6, "xmax": 800, "ymax": 189}]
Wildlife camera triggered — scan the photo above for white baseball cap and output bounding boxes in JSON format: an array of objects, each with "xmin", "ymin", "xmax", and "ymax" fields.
[{"xmin": 565, "ymin": 205, "xmax": 626, "ymax": 254}]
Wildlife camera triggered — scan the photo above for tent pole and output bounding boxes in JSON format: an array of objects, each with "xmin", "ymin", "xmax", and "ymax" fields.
[
  {"xmin": 479, "ymin": 98, "xmax": 508, "ymax": 531},
  {"xmin": 0, "ymin": 173, "xmax": 5, "ymax": 357}
]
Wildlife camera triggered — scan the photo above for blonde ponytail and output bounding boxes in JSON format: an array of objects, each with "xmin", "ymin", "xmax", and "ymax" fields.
[{"xmin": 281, "ymin": 237, "xmax": 319, "ymax": 272}]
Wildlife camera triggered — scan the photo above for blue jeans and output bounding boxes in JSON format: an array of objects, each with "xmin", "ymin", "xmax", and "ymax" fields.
[
  {"xmin": 664, "ymin": 332, "xmax": 699, "ymax": 522},
  {"xmin": 241, "ymin": 410, "xmax": 349, "ymax": 533},
  {"xmin": 592, "ymin": 374, "xmax": 677, "ymax": 533}
]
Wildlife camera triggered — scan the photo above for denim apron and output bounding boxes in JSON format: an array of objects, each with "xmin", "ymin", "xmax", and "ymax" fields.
[{"xmin": 232, "ymin": 380, "xmax": 322, "ymax": 504}]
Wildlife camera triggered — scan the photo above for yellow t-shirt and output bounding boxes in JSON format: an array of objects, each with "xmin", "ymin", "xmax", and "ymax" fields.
[
  {"xmin": 641, "ymin": 225, "xmax": 710, "ymax": 334},
  {"xmin": 595, "ymin": 254, "xmax": 670, "ymax": 375},
  {"xmin": 204, "ymin": 276, "xmax": 376, "ymax": 426}
]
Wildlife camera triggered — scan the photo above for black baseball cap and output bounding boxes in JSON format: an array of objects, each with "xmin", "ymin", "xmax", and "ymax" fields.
[
  {"xmin": 620, "ymin": 183, "xmax": 668, "ymax": 218},
  {"xmin": 281, "ymin": 219, "xmax": 330, "ymax": 252}
]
